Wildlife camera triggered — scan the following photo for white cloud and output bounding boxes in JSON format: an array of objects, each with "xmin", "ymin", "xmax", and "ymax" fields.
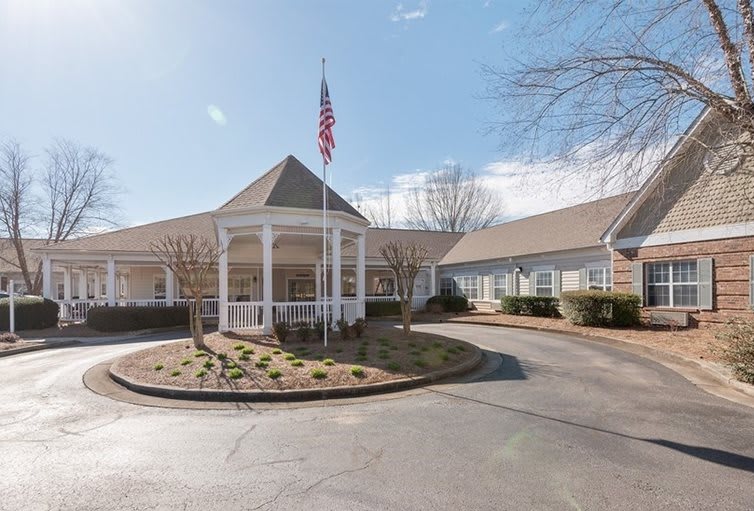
[
  {"xmin": 207, "ymin": 104, "xmax": 227, "ymax": 126},
  {"xmin": 490, "ymin": 20, "xmax": 508, "ymax": 33},
  {"xmin": 390, "ymin": 1, "xmax": 429, "ymax": 22}
]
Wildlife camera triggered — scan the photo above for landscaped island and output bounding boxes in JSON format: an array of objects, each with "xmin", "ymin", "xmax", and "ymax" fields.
[{"xmin": 110, "ymin": 326, "xmax": 479, "ymax": 396}]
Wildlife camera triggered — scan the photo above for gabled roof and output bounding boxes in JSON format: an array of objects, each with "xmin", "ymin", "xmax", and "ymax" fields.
[
  {"xmin": 0, "ymin": 238, "xmax": 46, "ymax": 273},
  {"xmin": 440, "ymin": 193, "xmax": 634, "ymax": 266},
  {"xmin": 342, "ymin": 228, "xmax": 464, "ymax": 260},
  {"xmin": 219, "ymin": 155, "xmax": 367, "ymax": 221},
  {"xmin": 40, "ymin": 212, "xmax": 217, "ymax": 253}
]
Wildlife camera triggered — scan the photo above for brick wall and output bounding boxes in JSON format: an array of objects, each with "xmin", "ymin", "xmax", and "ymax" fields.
[{"xmin": 613, "ymin": 237, "xmax": 754, "ymax": 325}]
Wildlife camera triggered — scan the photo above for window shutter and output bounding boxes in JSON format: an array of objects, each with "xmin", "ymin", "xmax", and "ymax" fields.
[
  {"xmin": 631, "ymin": 262, "xmax": 643, "ymax": 303},
  {"xmin": 697, "ymin": 258, "xmax": 713, "ymax": 310},
  {"xmin": 579, "ymin": 268, "xmax": 587, "ymax": 290},
  {"xmin": 553, "ymin": 270, "xmax": 561, "ymax": 297},
  {"xmin": 529, "ymin": 272, "xmax": 536, "ymax": 296},
  {"xmin": 506, "ymin": 273, "xmax": 513, "ymax": 296},
  {"xmin": 750, "ymin": 255, "xmax": 754, "ymax": 308}
]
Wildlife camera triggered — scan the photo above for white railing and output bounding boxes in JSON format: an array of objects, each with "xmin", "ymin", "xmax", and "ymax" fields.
[
  {"xmin": 365, "ymin": 295, "xmax": 397, "ymax": 302},
  {"xmin": 176, "ymin": 298, "xmax": 220, "ymax": 318},
  {"xmin": 55, "ymin": 297, "xmax": 221, "ymax": 321},
  {"xmin": 118, "ymin": 299, "xmax": 168, "ymax": 308},
  {"xmin": 228, "ymin": 302, "xmax": 263, "ymax": 330},
  {"xmin": 274, "ymin": 301, "xmax": 331, "ymax": 326},
  {"xmin": 56, "ymin": 299, "xmax": 108, "ymax": 321},
  {"xmin": 363, "ymin": 295, "xmax": 430, "ymax": 311},
  {"xmin": 341, "ymin": 300, "xmax": 360, "ymax": 324}
]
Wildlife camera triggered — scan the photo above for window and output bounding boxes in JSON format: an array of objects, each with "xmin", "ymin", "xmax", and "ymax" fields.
[
  {"xmin": 57, "ymin": 283, "xmax": 65, "ymax": 300},
  {"xmin": 647, "ymin": 260, "xmax": 698, "ymax": 307},
  {"xmin": 342, "ymin": 275, "xmax": 356, "ymax": 296},
  {"xmin": 534, "ymin": 271, "xmax": 554, "ymax": 297},
  {"xmin": 153, "ymin": 274, "xmax": 166, "ymax": 300},
  {"xmin": 587, "ymin": 267, "xmax": 612, "ymax": 291},
  {"xmin": 440, "ymin": 277, "xmax": 455, "ymax": 296},
  {"xmin": 374, "ymin": 277, "xmax": 395, "ymax": 296},
  {"xmin": 455, "ymin": 276, "xmax": 479, "ymax": 300},
  {"xmin": 493, "ymin": 274, "xmax": 508, "ymax": 300}
]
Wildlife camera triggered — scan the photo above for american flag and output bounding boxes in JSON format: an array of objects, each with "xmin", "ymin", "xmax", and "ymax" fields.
[{"xmin": 318, "ymin": 77, "xmax": 336, "ymax": 164}]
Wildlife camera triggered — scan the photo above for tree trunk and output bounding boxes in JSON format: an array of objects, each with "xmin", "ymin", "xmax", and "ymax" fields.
[
  {"xmin": 191, "ymin": 298, "xmax": 206, "ymax": 350},
  {"xmin": 401, "ymin": 298, "xmax": 412, "ymax": 335}
]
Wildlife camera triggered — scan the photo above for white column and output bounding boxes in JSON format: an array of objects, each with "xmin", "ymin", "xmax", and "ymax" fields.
[
  {"xmin": 93, "ymin": 271, "xmax": 101, "ymax": 299},
  {"xmin": 106, "ymin": 257, "xmax": 116, "ymax": 306},
  {"xmin": 331, "ymin": 227, "xmax": 342, "ymax": 323},
  {"xmin": 78, "ymin": 268, "xmax": 88, "ymax": 299},
  {"xmin": 430, "ymin": 262, "xmax": 437, "ymax": 296},
  {"xmin": 356, "ymin": 234, "xmax": 366, "ymax": 318},
  {"xmin": 262, "ymin": 224, "xmax": 273, "ymax": 334},
  {"xmin": 218, "ymin": 229, "xmax": 230, "ymax": 332},
  {"xmin": 63, "ymin": 266, "xmax": 72, "ymax": 300},
  {"xmin": 315, "ymin": 260, "xmax": 322, "ymax": 301},
  {"xmin": 164, "ymin": 266, "xmax": 174, "ymax": 306},
  {"xmin": 42, "ymin": 256, "xmax": 52, "ymax": 299}
]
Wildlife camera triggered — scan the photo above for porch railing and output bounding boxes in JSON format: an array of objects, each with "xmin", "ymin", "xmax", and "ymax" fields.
[
  {"xmin": 364, "ymin": 295, "xmax": 430, "ymax": 311},
  {"xmin": 228, "ymin": 302, "xmax": 263, "ymax": 330},
  {"xmin": 55, "ymin": 297, "xmax": 220, "ymax": 322},
  {"xmin": 57, "ymin": 299, "xmax": 108, "ymax": 322}
]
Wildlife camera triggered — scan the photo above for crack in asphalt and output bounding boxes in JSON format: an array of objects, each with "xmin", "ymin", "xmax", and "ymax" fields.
[
  {"xmin": 289, "ymin": 445, "xmax": 384, "ymax": 497},
  {"xmin": 225, "ymin": 424, "xmax": 256, "ymax": 463}
]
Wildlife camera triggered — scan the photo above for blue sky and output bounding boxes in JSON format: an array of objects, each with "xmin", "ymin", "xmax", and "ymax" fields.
[{"xmin": 0, "ymin": 0, "xmax": 576, "ymax": 227}]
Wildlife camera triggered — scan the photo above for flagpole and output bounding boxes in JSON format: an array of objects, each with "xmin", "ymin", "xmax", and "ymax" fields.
[{"xmin": 321, "ymin": 57, "xmax": 329, "ymax": 348}]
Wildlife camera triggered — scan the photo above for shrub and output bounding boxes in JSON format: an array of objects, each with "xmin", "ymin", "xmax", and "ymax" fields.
[
  {"xmin": 228, "ymin": 368, "xmax": 244, "ymax": 379},
  {"xmin": 378, "ymin": 337, "xmax": 391, "ymax": 346},
  {"xmin": 224, "ymin": 360, "xmax": 237, "ymax": 369},
  {"xmin": 284, "ymin": 353, "xmax": 296, "ymax": 361},
  {"xmin": 267, "ymin": 368, "xmax": 282, "ymax": 379},
  {"xmin": 414, "ymin": 359, "xmax": 427, "ymax": 368},
  {"xmin": 180, "ymin": 358, "xmax": 192, "ymax": 366},
  {"xmin": 202, "ymin": 360, "xmax": 214, "ymax": 369},
  {"xmin": 500, "ymin": 296, "xmax": 560, "ymax": 317},
  {"xmin": 193, "ymin": 350, "xmax": 207, "ymax": 357},
  {"xmin": 310, "ymin": 368, "xmax": 328, "ymax": 379},
  {"xmin": 717, "ymin": 319, "xmax": 754, "ymax": 384},
  {"xmin": 259, "ymin": 353, "xmax": 272, "ymax": 362},
  {"xmin": 0, "ymin": 296, "xmax": 59, "ymax": 331},
  {"xmin": 233, "ymin": 343, "xmax": 246, "ymax": 351},
  {"xmin": 386, "ymin": 361, "xmax": 401, "ymax": 371},
  {"xmin": 295, "ymin": 321, "xmax": 313, "ymax": 342},
  {"xmin": 170, "ymin": 369, "xmax": 181, "ymax": 377},
  {"xmin": 314, "ymin": 320, "xmax": 329, "ymax": 341},
  {"xmin": 426, "ymin": 303, "xmax": 444, "ymax": 314},
  {"xmin": 239, "ymin": 353, "xmax": 250, "ymax": 361},
  {"xmin": 0, "ymin": 332, "xmax": 20, "ymax": 343},
  {"xmin": 426, "ymin": 295, "xmax": 469, "ymax": 313},
  {"xmin": 86, "ymin": 305, "xmax": 188, "ymax": 332},
  {"xmin": 290, "ymin": 359, "xmax": 304, "ymax": 367},
  {"xmin": 353, "ymin": 318, "xmax": 367, "ymax": 338},
  {"xmin": 560, "ymin": 290, "xmax": 641, "ymax": 327},
  {"xmin": 365, "ymin": 300, "xmax": 402, "ymax": 317},
  {"xmin": 350, "ymin": 365, "xmax": 365, "ymax": 377},
  {"xmin": 153, "ymin": 363, "xmax": 164, "ymax": 371},
  {"xmin": 272, "ymin": 348, "xmax": 282, "ymax": 355},
  {"xmin": 455, "ymin": 344, "xmax": 466, "ymax": 352},
  {"xmin": 440, "ymin": 353, "xmax": 449, "ymax": 361},
  {"xmin": 336, "ymin": 319, "xmax": 351, "ymax": 340},
  {"xmin": 447, "ymin": 347, "xmax": 458, "ymax": 355},
  {"xmin": 323, "ymin": 358, "xmax": 335, "ymax": 366},
  {"xmin": 241, "ymin": 347, "xmax": 254, "ymax": 355},
  {"xmin": 272, "ymin": 322, "xmax": 290, "ymax": 343},
  {"xmin": 195, "ymin": 368, "xmax": 208, "ymax": 378},
  {"xmin": 217, "ymin": 353, "xmax": 227, "ymax": 360},
  {"xmin": 255, "ymin": 361, "xmax": 269, "ymax": 368}
]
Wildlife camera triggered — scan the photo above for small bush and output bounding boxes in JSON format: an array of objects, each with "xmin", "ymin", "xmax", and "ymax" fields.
[
  {"xmin": 227, "ymin": 368, "xmax": 244, "ymax": 379},
  {"xmin": 355, "ymin": 355, "xmax": 368, "ymax": 362},
  {"xmin": 153, "ymin": 363, "xmax": 164, "ymax": 371},
  {"xmin": 455, "ymin": 345, "xmax": 466, "ymax": 352},
  {"xmin": 353, "ymin": 318, "xmax": 368, "ymax": 338},
  {"xmin": 310, "ymin": 368, "xmax": 328, "ymax": 379},
  {"xmin": 440, "ymin": 353, "xmax": 449, "ymax": 361},
  {"xmin": 272, "ymin": 321, "xmax": 290, "ymax": 343},
  {"xmin": 378, "ymin": 353, "xmax": 390, "ymax": 360},
  {"xmin": 414, "ymin": 359, "xmax": 427, "ymax": 368},
  {"xmin": 447, "ymin": 347, "xmax": 458, "ymax": 355},
  {"xmin": 239, "ymin": 353, "xmax": 250, "ymax": 361},
  {"xmin": 717, "ymin": 319, "xmax": 754, "ymax": 384},
  {"xmin": 180, "ymin": 358, "xmax": 192, "ymax": 366},
  {"xmin": 217, "ymin": 353, "xmax": 227, "ymax": 360},
  {"xmin": 426, "ymin": 295, "xmax": 468, "ymax": 313},
  {"xmin": 266, "ymin": 368, "xmax": 282, "ymax": 379},
  {"xmin": 432, "ymin": 341, "xmax": 442, "ymax": 349},
  {"xmin": 386, "ymin": 361, "xmax": 401, "ymax": 371},
  {"xmin": 170, "ymin": 369, "xmax": 181, "ymax": 377},
  {"xmin": 232, "ymin": 343, "xmax": 246, "ymax": 351},
  {"xmin": 224, "ymin": 360, "xmax": 237, "ymax": 369},
  {"xmin": 350, "ymin": 365, "xmax": 365, "ymax": 377},
  {"xmin": 500, "ymin": 296, "xmax": 560, "ymax": 317},
  {"xmin": 336, "ymin": 319, "xmax": 351, "ymax": 340},
  {"xmin": 560, "ymin": 290, "xmax": 641, "ymax": 327},
  {"xmin": 290, "ymin": 359, "xmax": 304, "ymax": 367},
  {"xmin": 195, "ymin": 368, "xmax": 208, "ymax": 378},
  {"xmin": 295, "ymin": 321, "xmax": 313, "ymax": 342},
  {"xmin": 0, "ymin": 296, "xmax": 59, "ymax": 331},
  {"xmin": 87, "ymin": 305, "xmax": 188, "ymax": 332},
  {"xmin": 378, "ymin": 337, "xmax": 391, "ymax": 346},
  {"xmin": 203, "ymin": 360, "xmax": 215, "ymax": 369},
  {"xmin": 314, "ymin": 320, "xmax": 329, "ymax": 341},
  {"xmin": 241, "ymin": 347, "xmax": 255, "ymax": 355},
  {"xmin": 193, "ymin": 350, "xmax": 207, "ymax": 357},
  {"xmin": 255, "ymin": 361, "xmax": 269, "ymax": 368},
  {"xmin": 284, "ymin": 353, "xmax": 296, "ymax": 360},
  {"xmin": 323, "ymin": 358, "xmax": 335, "ymax": 366},
  {"xmin": 365, "ymin": 300, "xmax": 402, "ymax": 317},
  {"xmin": 0, "ymin": 332, "xmax": 20, "ymax": 343},
  {"xmin": 272, "ymin": 348, "xmax": 282, "ymax": 355},
  {"xmin": 259, "ymin": 353, "xmax": 272, "ymax": 362}
]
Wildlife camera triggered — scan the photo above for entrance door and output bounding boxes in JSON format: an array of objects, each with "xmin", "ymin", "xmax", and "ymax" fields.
[{"xmin": 288, "ymin": 279, "xmax": 315, "ymax": 302}]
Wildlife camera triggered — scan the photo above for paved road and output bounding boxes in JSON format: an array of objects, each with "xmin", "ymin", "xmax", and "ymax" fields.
[{"xmin": 2, "ymin": 324, "xmax": 753, "ymax": 510}]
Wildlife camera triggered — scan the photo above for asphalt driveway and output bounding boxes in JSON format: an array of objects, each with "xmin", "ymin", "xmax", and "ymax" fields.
[{"xmin": 1, "ymin": 324, "xmax": 753, "ymax": 510}]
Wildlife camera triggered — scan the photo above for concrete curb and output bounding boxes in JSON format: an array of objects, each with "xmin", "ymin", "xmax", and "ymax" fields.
[
  {"xmin": 107, "ymin": 343, "xmax": 483, "ymax": 403},
  {"xmin": 0, "ymin": 340, "xmax": 80, "ymax": 358},
  {"xmin": 445, "ymin": 318, "xmax": 754, "ymax": 406}
]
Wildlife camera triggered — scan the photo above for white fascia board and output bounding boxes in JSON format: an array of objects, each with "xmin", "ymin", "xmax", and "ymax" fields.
[{"xmin": 613, "ymin": 221, "xmax": 754, "ymax": 249}]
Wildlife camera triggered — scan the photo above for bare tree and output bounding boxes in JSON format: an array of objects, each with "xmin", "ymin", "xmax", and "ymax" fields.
[
  {"xmin": 150, "ymin": 234, "xmax": 222, "ymax": 350},
  {"xmin": 0, "ymin": 138, "xmax": 119, "ymax": 294},
  {"xmin": 483, "ymin": 1, "xmax": 754, "ymax": 195},
  {"xmin": 379, "ymin": 240, "xmax": 429, "ymax": 335},
  {"xmin": 405, "ymin": 164, "xmax": 502, "ymax": 232},
  {"xmin": 357, "ymin": 187, "xmax": 394, "ymax": 228}
]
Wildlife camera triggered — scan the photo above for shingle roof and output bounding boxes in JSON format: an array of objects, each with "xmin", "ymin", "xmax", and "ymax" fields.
[
  {"xmin": 440, "ymin": 193, "xmax": 635, "ymax": 265},
  {"xmin": 41, "ymin": 212, "xmax": 217, "ymax": 253},
  {"xmin": 342, "ymin": 228, "xmax": 464, "ymax": 260},
  {"xmin": 0, "ymin": 239, "xmax": 46, "ymax": 273},
  {"xmin": 219, "ymin": 155, "xmax": 367, "ymax": 221}
]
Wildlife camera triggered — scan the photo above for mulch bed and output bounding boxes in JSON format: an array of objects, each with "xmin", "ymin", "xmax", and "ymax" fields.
[
  {"xmin": 112, "ymin": 326, "xmax": 476, "ymax": 391},
  {"xmin": 0, "ymin": 339, "xmax": 40, "ymax": 352}
]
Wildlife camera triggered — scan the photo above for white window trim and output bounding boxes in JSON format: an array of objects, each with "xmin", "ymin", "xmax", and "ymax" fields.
[
  {"xmin": 439, "ymin": 277, "xmax": 454, "ymax": 296},
  {"xmin": 587, "ymin": 267, "xmax": 612, "ymax": 291},
  {"xmin": 153, "ymin": 274, "xmax": 167, "ymax": 300},
  {"xmin": 534, "ymin": 270, "xmax": 554, "ymax": 297},
  {"xmin": 455, "ymin": 275, "xmax": 480, "ymax": 300},
  {"xmin": 646, "ymin": 260, "xmax": 699, "ymax": 308},
  {"xmin": 492, "ymin": 274, "xmax": 508, "ymax": 300}
]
